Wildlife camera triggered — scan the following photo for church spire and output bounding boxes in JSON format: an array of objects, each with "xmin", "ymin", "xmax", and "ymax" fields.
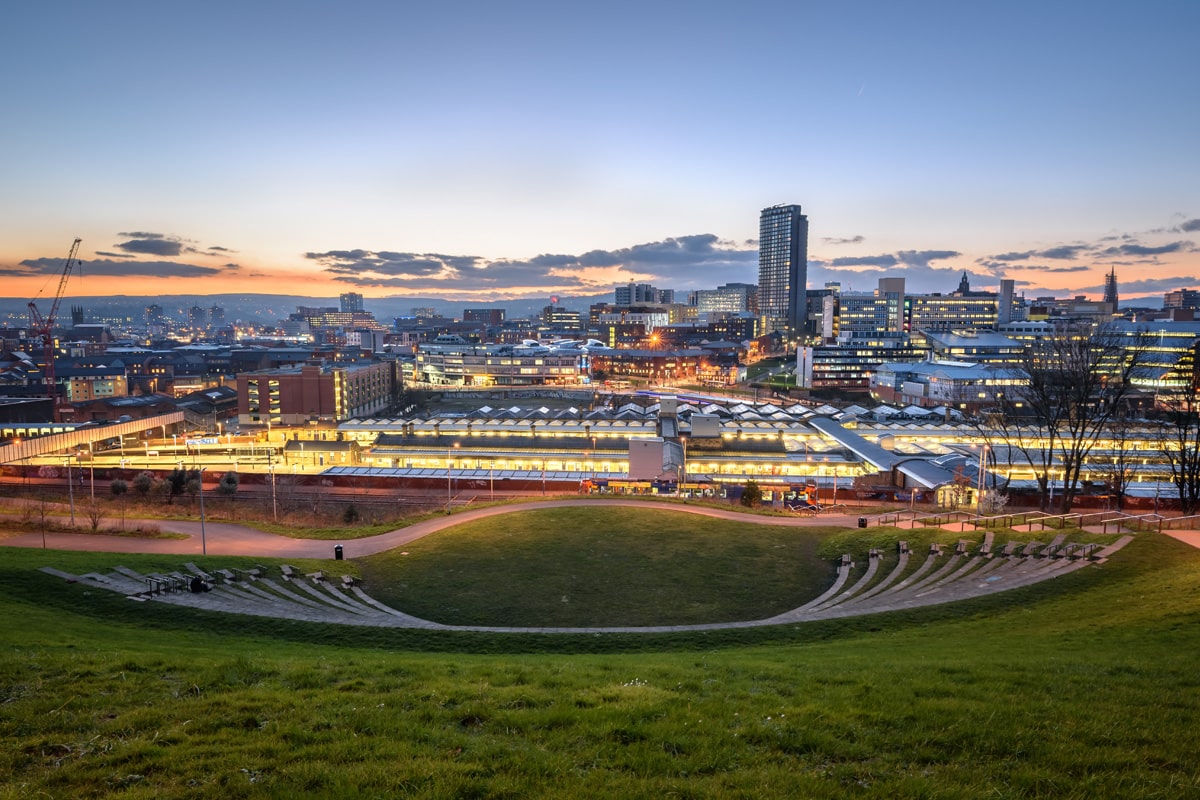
[
  {"xmin": 1103, "ymin": 266, "xmax": 1119, "ymax": 312},
  {"xmin": 957, "ymin": 271, "xmax": 970, "ymax": 295}
]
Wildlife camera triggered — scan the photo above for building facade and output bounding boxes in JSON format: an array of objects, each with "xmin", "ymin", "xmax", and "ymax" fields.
[
  {"xmin": 413, "ymin": 343, "xmax": 587, "ymax": 387},
  {"xmin": 757, "ymin": 204, "xmax": 808, "ymax": 338},
  {"xmin": 237, "ymin": 361, "xmax": 397, "ymax": 425}
]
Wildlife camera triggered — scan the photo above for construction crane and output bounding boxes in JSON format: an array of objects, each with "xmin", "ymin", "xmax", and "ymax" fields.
[{"xmin": 28, "ymin": 238, "xmax": 82, "ymax": 421}]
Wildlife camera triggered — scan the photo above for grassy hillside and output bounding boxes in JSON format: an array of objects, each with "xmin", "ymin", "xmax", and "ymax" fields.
[{"xmin": 2, "ymin": 518, "xmax": 1198, "ymax": 798}]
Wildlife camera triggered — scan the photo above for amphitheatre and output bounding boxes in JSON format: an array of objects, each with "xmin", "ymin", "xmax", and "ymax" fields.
[
  {"xmin": 14, "ymin": 499, "xmax": 1182, "ymax": 632},
  {"xmin": 6, "ymin": 496, "xmax": 1200, "ymax": 798}
]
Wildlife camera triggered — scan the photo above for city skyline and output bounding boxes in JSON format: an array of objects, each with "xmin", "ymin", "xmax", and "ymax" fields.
[{"xmin": 2, "ymin": 2, "xmax": 1197, "ymax": 303}]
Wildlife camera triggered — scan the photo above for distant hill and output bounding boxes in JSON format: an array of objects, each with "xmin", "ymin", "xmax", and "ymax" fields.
[{"xmin": 0, "ymin": 292, "xmax": 614, "ymax": 326}]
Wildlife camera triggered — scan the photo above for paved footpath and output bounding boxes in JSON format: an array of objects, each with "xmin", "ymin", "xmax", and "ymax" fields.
[{"xmin": 3, "ymin": 500, "xmax": 1198, "ymax": 558}]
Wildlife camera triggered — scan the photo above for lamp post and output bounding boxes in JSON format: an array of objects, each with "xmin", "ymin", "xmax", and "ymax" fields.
[
  {"xmin": 446, "ymin": 442, "xmax": 459, "ymax": 514},
  {"xmin": 268, "ymin": 450, "xmax": 278, "ymax": 522},
  {"xmin": 87, "ymin": 446, "xmax": 94, "ymax": 501},
  {"xmin": 977, "ymin": 443, "xmax": 990, "ymax": 511},
  {"xmin": 65, "ymin": 458, "xmax": 75, "ymax": 527},
  {"xmin": 197, "ymin": 467, "xmax": 207, "ymax": 556},
  {"xmin": 679, "ymin": 436, "xmax": 687, "ymax": 498}
]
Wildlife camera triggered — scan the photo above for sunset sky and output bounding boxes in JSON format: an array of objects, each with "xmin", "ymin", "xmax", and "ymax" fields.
[{"xmin": 2, "ymin": 1, "xmax": 1197, "ymax": 305}]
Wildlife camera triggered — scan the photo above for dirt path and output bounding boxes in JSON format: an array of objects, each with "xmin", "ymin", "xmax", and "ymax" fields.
[{"xmin": 4, "ymin": 500, "xmax": 1197, "ymax": 558}]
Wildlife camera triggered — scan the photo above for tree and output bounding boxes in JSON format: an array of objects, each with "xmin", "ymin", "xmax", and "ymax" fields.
[
  {"xmin": 132, "ymin": 471, "xmax": 154, "ymax": 497},
  {"xmin": 1157, "ymin": 392, "xmax": 1200, "ymax": 515},
  {"xmin": 183, "ymin": 470, "xmax": 202, "ymax": 507},
  {"xmin": 165, "ymin": 468, "xmax": 189, "ymax": 505},
  {"xmin": 1096, "ymin": 407, "xmax": 1142, "ymax": 511},
  {"xmin": 85, "ymin": 500, "xmax": 104, "ymax": 532},
  {"xmin": 740, "ymin": 479, "xmax": 761, "ymax": 508},
  {"xmin": 216, "ymin": 471, "xmax": 239, "ymax": 518},
  {"xmin": 110, "ymin": 478, "xmax": 128, "ymax": 530},
  {"xmin": 983, "ymin": 321, "xmax": 1149, "ymax": 513}
]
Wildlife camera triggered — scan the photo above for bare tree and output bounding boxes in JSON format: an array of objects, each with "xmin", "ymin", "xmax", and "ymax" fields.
[
  {"xmin": 988, "ymin": 321, "xmax": 1149, "ymax": 512},
  {"xmin": 85, "ymin": 500, "xmax": 105, "ymax": 532},
  {"xmin": 1156, "ymin": 391, "xmax": 1200, "ymax": 515},
  {"xmin": 110, "ymin": 478, "xmax": 128, "ymax": 530},
  {"xmin": 1096, "ymin": 408, "xmax": 1141, "ymax": 511}
]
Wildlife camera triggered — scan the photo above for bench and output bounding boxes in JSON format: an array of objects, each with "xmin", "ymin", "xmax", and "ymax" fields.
[
  {"xmin": 840, "ymin": 554, "xmax": 853, "ymax": 567},
  {"xmin": 929, "ymin": 543, "xmax": 943, "ymax": 556},
  {"xmin": 306, "ymin": 570, "xmax": 326, "ymax": 582},
  {"xmin": 898, "ymin": 540, "xmax": 910, "ymax": 554},
  {"xmin": 1000, "ymin": 542, "xmax": 1017, "ymax": 557},
  {"xmin": 341, "ymin": 575, "xmax": 357, "ymax": 587},
  {"xmin": 280, "ymin": 565, "xmax": 298, "ymax": 579},
  {"xmin": 868, "ymin": 548, "xmax": 881, "ymax": 560},
  {"xmin": 954, "ymin": 540, "xmax": 968, "ymax": 555},
  {"xmin": 217, "ymin": 569, "xmax": 237, "ymax": 582}
]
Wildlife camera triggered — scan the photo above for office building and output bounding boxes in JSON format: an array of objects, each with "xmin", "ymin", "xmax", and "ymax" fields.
[
  {"xmin": 694, "ymin": 282, "xmax": 757, "ymax": 314},
  {"xmin": 237, "ymin": 361, "xmax": 398, "ymax": 425},
  {"xmin": 757, "ymin": 204, "xmax": 808, "ymax": 338},
  {"xmin": 340, "ymin": 292, "xmax": 365, "ymax": 313},
  {"xmin": 616, "ymin": 283, "xmax": 673, "ymax": 306},
  {"xmin": 1164, "ymin": 288, "xmax": 1200, "ymax": 310},
  {"xmin": 463, "ymin": 308, "xmax": 506, "ymax": 326}
]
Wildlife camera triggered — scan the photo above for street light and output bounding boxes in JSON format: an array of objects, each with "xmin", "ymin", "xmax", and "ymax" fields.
[
  {"xmin": 65, "ymin": 458, "xmax": 75, "ymax": 527},
  {"xmin": 446, "ymin": 441, "xmax": 460, "ymax": 514},
  {"xmin": 679, "ymin": 436, "xmax": 687, "ymax": 498},
  {"xmin": 977, "ymin": 443, "xmax": 990, "ymax": 511},
  {"xmin": 197, "ymin": 466, "xmax": 207, "ymax": 556},
  {"xmin": 268, "ymin": 449, "xmax": 278, "ymax": 521}
]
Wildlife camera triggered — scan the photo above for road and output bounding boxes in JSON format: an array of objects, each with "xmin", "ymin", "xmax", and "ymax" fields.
[{"xmin": 3, "ymin": 499, "xmax": 1197, "ymax": 559}]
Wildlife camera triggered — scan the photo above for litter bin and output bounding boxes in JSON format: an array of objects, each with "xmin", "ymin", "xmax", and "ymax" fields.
[
  {"xmin": 334, "ymin": 544, "xmax": 344, "ymax": 561},
  {"xmin": 858, "ymin": 518, "xmax": 867, "ymax": 528}
]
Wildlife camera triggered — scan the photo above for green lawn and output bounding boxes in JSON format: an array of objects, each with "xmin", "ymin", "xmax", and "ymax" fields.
[
  {"xmin": 360, "ymin": 507, "xmax": 835, "ymax": 626},
  {"xmin": 1, "ymin": 512, "xmax": 1198, "ymax": 798}
]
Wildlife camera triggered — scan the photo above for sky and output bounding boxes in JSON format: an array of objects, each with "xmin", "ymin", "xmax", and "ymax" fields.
[{"xmin": 2, "ymin": 1, "xmax": 1198, "ymax": 307}]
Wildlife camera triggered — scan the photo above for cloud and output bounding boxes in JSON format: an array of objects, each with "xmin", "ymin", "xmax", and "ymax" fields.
[
  {"xmin": 895, "ymin": 250, "xmax": 961, "ymax": 269},
  {"xmin": 805, "ymin": 248, "xmax": 970, "ymax": 293},
  {"xmin": 1109, "ymin": 275, "xmax": 1200, "ymax": 294},
  {"xmin": 1039, "ymin": 245, "xmax": 1090, "ymax": 260},
  {"xmin": 1002, "ymin": 264, "xmax": 1091, "ymax": 274},
  {"xmin": 1179, "ymin": 219, "xmax": 1200, "ymax": 233},
  {"xmin": 114, "ymin": 232, "xmax": 184, "ymax": 257},
  {"xmin": 985, "ymin": 245, "xmax": 1092, "ymax": 262},
  {"xmin": 989, "ymin": 251, "xmax": 1035, "ymax": 262},
  {"xmin": 1098, "ymin": 241, "xmax": 1191, "ymax": 257},
  {"xmin": 822, "ymin": 235, "xmax": 865, "ymax": 245},
  {"xmin": 305, "ymin": 234, "xmax": 758, "ymax": 296},
  {"xmin": 830, "ymin": 254, "xmax": 897, "ymax": 269},
  {"xmin": 16, "ymin": 256, "xmax": 223, "ymax": 279}
]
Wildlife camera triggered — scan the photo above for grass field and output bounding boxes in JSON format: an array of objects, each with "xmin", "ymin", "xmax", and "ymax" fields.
[{"xmin": 2, "ymin": 508, "xmax": 1198, "ymax": 798}]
